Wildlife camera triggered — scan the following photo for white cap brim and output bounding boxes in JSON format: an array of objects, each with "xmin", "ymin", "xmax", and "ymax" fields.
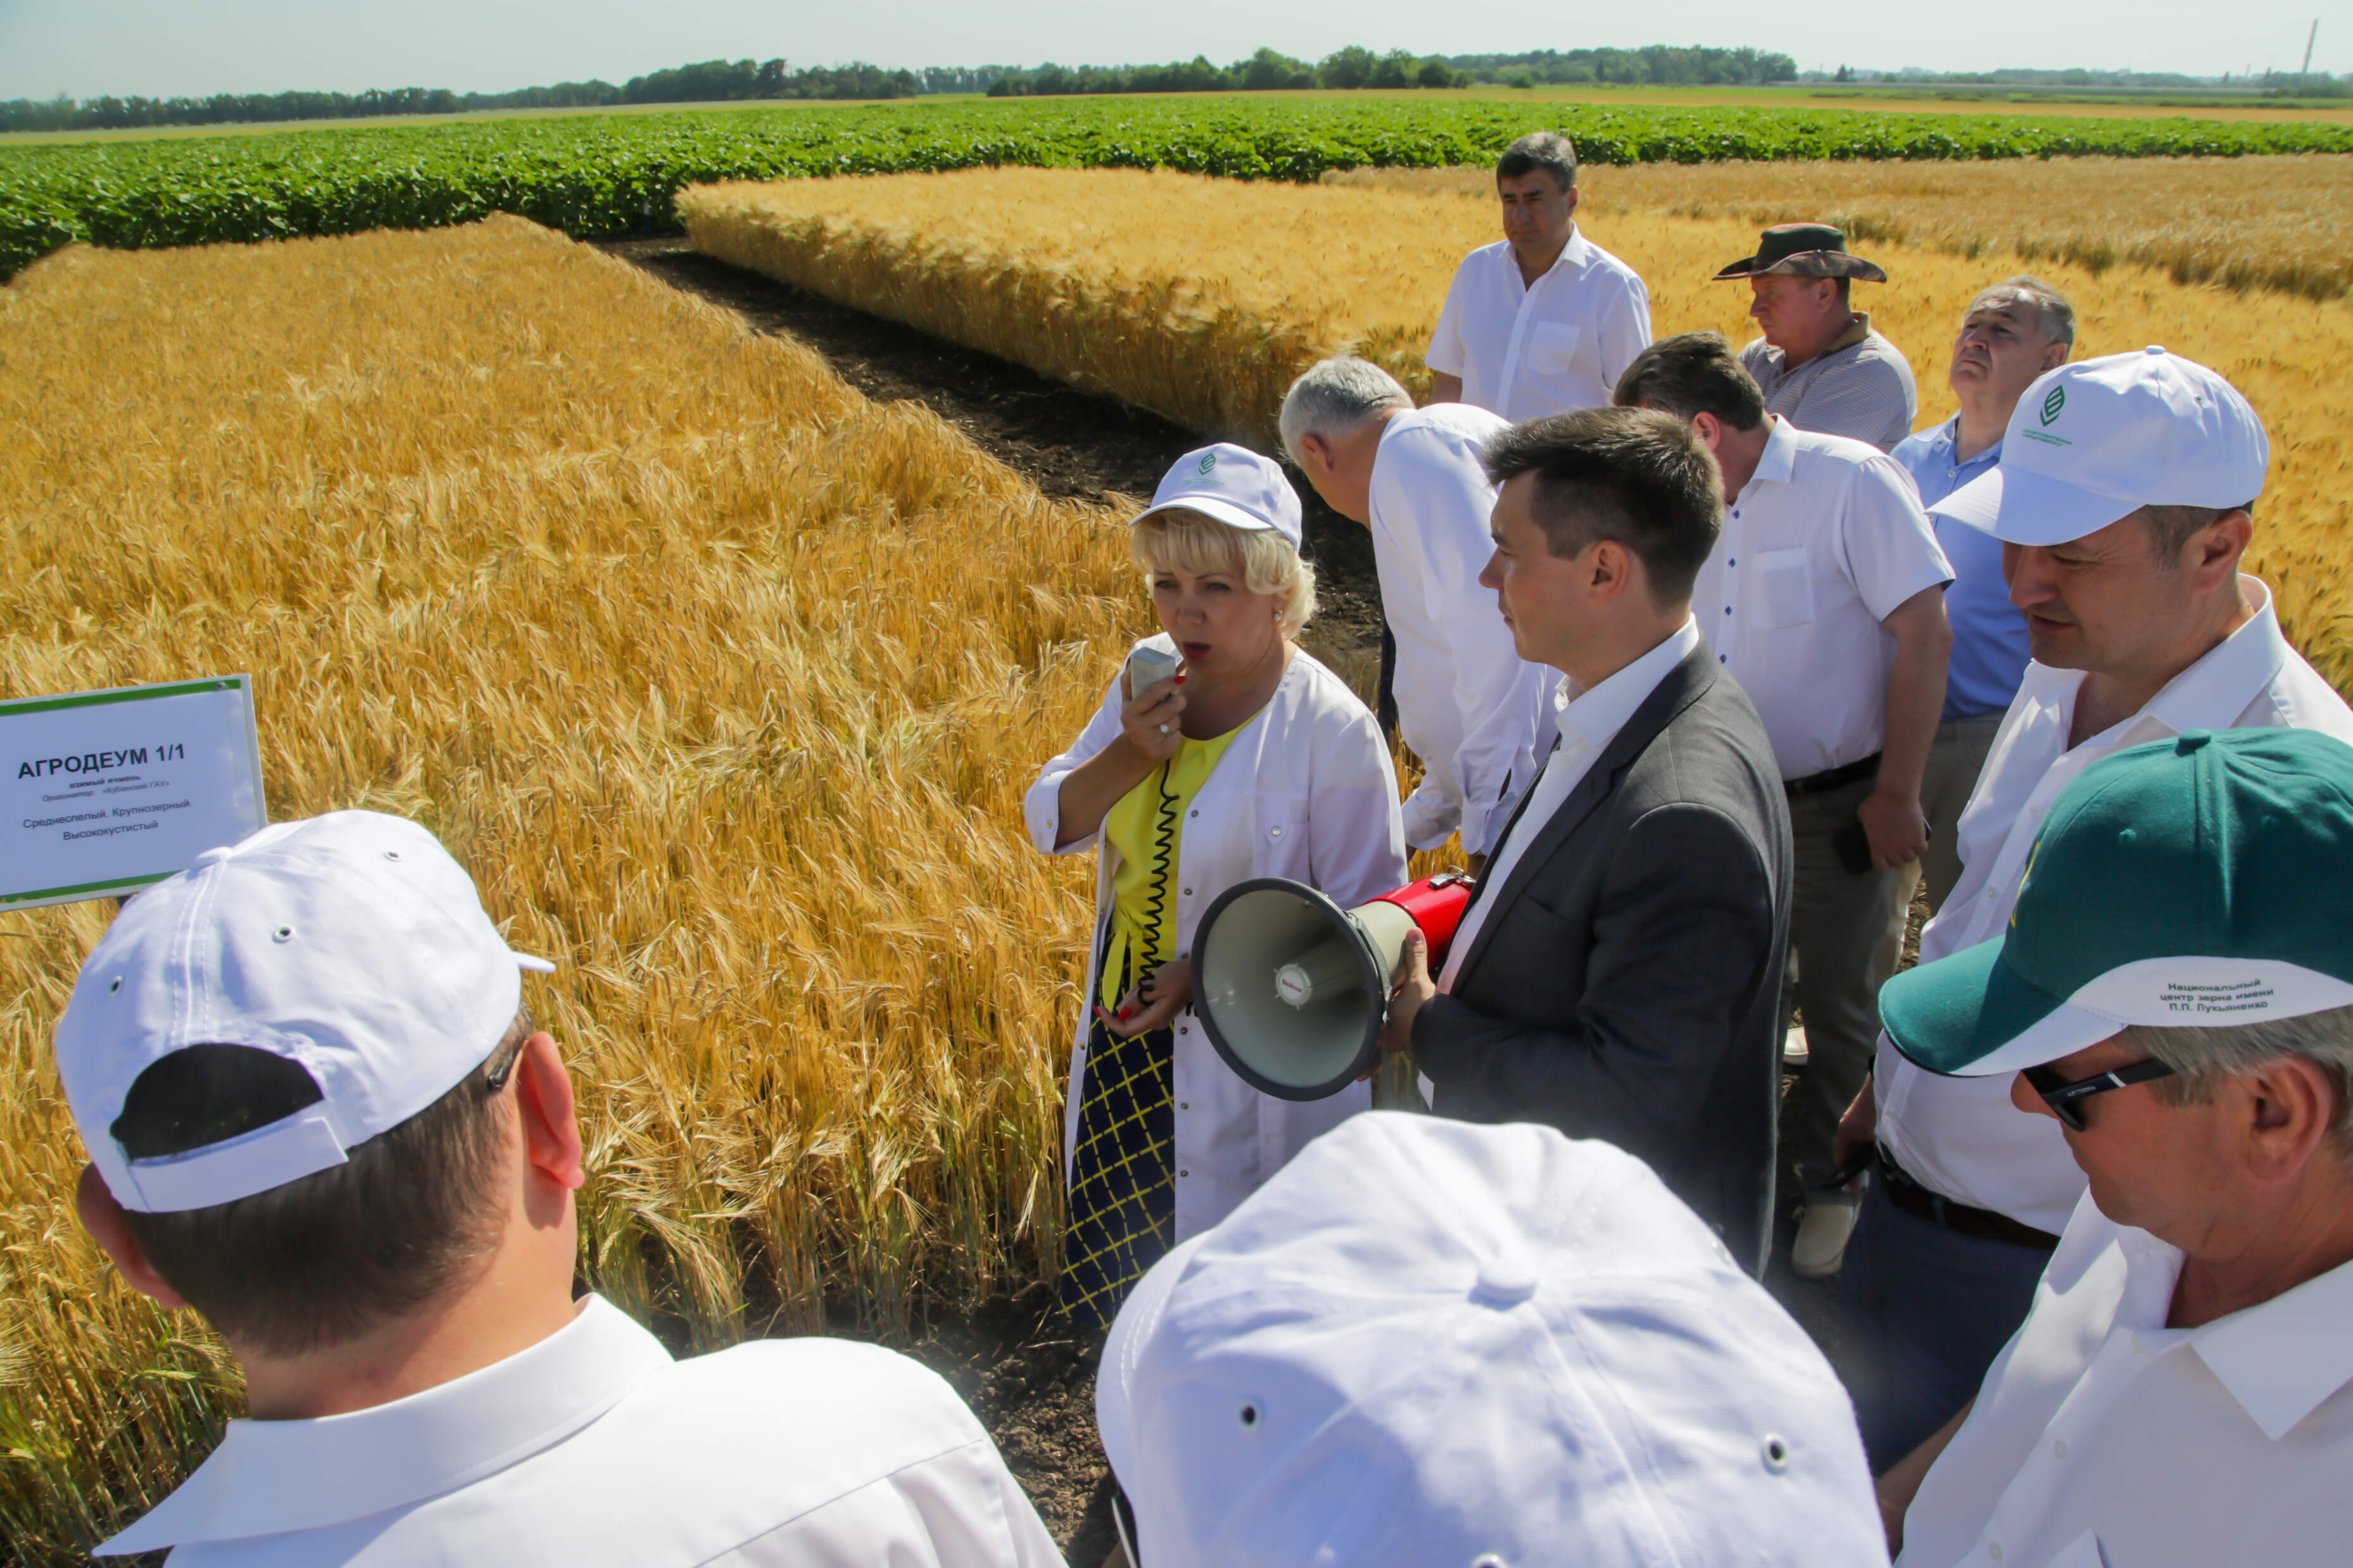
[
  {"xmin": 1128, "ymin": 495, "xmax": 1293, "ymax": 541},
  {"xmin": 1931, "ymin": 462, "xmax": 2139, "ymax": 547},
  {"xmin": 1095, "ymin": 1232, "xmax": 1211, "ymax": 1490}
]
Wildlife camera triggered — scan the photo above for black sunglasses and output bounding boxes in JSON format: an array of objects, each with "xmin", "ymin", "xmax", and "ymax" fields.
[{"xmin": 2023, "ymin": 1058, "xmax": 2176, "ymax": 1131}]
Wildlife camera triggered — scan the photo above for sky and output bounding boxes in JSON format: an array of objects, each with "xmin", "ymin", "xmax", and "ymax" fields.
[{"xmin": 0, "ymin": 0, "xmax": 2340, "ymax": 101}]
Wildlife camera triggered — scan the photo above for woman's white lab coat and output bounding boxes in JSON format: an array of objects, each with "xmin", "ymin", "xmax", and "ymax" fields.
[{"xmin": 1025, "ymin": 633, "xmax": 1409, "ymax": 1241}]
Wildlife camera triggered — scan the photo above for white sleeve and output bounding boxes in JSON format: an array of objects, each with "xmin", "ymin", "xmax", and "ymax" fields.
[
  {"xmin": 1425, "ymin": 256, "xmax": 1473, "ymax": 375},
  {"xmin": 1838, "ymin": 454, "xmax": 1956, "ymax": 623},
  {"xmin": 1391, "ymin": 442, "xmax": 1545, "ymax": 857},
  {"xmin": 1593, "ymin": 269, "xmax": 1653, "ymax": 398},
  {"xmin": 1023, "ymin": 670, "xmax": 1126, "ymax": 856},
  {"xmin": 1304, "ymin": 701, "xmax": 1411, "ymax": 907},
  {"xmin": 724, "ymin": 1439, "xmax": 1068, "ymax": 1568}
]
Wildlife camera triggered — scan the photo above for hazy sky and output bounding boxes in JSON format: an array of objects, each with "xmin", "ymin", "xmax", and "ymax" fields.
[{"xmin": 0, "ymin": 0, "xmax": 2339, "ymax": 101}]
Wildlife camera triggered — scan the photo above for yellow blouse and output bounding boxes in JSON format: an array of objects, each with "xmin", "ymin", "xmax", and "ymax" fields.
[{"xmin": 1099, "ymin": 721, "xmax": 1251, "ymax": 1011}]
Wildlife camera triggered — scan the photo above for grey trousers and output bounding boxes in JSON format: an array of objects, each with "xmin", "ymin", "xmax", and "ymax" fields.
[
  {"xmin": 1888, "ymin": 712, "xmax": 2006, "ymax": 924},
  {"xmin": 1781, "ymin": 774, "xmax": 1903, "ymax": 1196}
]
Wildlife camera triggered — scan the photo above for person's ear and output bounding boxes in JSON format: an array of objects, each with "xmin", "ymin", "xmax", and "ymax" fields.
[
  {"xmin": 75, "ymin": 1164, "xmax": 192, "ymax": 1310},
  {"xmin": 2192, "ymin": 509, "xmax": 2253, "ymax": 589},
  {"xmin": 2236, "ymin": 1055, "xmax": 2338, "ymax": 1186},
  {"xmin": 1562, "ymin": 182, "xmax": 1581, "ymax": 220},
  {"xmin": 1690, "ymin": 410, "xmax": 1722, "ymax": 454},
  {"xmin": 511, "ymin": 1032, "xmax": 586, "ymax": 1193},
  {"xmin": 1296, "ymin": 434, "xmax": 1333, "ymax": 480},
  {"xmin": 1585, "ymin": 539, "xmax": 1629, "ymax": 603},
  {"xmin": 2040, "ymin": 340, "xmax": 2071, "ymax": 373}
]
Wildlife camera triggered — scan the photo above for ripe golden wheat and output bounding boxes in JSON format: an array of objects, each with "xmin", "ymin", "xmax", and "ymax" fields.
[
  {"xmin": 0, "ymin": 216, "xmax": 1146, "ymax": 1557},
  {"xmin": 679, "ymin": 166, "xmax": 2353, "ymax": 694}
]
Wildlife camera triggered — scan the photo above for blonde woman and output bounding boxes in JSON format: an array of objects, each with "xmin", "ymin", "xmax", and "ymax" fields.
[{"xmin": 1026, "ymin": 444, "xmax": 1407, "ymax": 1331}]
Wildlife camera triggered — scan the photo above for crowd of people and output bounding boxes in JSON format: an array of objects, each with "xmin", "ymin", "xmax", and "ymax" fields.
[{"xmin": 49, "ymin": 130, "xmax": 2353, "ymax": 1565}]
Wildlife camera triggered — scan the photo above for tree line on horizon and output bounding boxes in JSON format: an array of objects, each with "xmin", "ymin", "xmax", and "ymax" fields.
[{"xmin": 0, "ymin": 44, "xmax": 1798, "ymax": 134}]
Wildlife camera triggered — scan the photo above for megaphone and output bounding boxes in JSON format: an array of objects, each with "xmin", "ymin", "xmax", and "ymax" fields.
[{"xmin": 1194, "ymin": 873, "xmax": 1473, "ymax": 1101}]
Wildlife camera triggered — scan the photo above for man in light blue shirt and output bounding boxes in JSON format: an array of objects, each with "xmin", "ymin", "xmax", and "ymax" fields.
[{"xmin": 1889, "ymin": 277, "xmax": 2073, "ymax": 912}]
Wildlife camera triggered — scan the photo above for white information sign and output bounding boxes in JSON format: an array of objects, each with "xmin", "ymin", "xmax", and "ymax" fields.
[{"xmin": 1, "ymin": 676, "xmax": 267, "ymax": 911}]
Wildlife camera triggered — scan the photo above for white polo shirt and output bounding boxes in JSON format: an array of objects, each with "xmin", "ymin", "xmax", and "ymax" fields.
[
  {"xmin": 100, "ymin": 1295, "xmax": 1064, "ymax": 1567},
  {"xmin": 1425, "ymin": 229, "xmax": 1652, "ymax": 420},
  {"xmin": 1691, "ymin": 417, "xmax": 1953, "ymax": 782},
  {"xmin": 1874, "ymin": 577, "xmax": 2353, "ymax": 1234},
  {"xmin": 1896, "ymin": 1193, "xmax": 2353, "ymax": 1568},
  {"xmin": 1369, "ymin": 403, "xmax": 1552, "ymax": 855}
]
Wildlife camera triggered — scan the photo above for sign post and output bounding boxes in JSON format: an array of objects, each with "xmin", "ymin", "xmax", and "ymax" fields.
[{"xmin": 1, "ymin": 676, "xmax": 267, "ymax": 911}]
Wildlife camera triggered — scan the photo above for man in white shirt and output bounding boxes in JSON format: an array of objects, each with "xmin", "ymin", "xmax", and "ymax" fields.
[
  {"xmin": 1379, "ymin": 406, "xmax": 1793, "ymax": 1272},
  {"xmin": 1282, "ymin": 356, "xmax": 1549, "ymax": 863},
  {"xmin": 1616, "ymin": 332, "xmax": 1953, "ymax": 1275},
  {"xmin": 1717, "ymin": 223, "xmax": 1917, "ymax": 453},
  {"xmin": 62, "ymin": 812, "xmax": 1062, "ymax": 1567},
  {"xmin": 1836, "ymin": 348, "xmax": 2353, "ymax": 1471},
  {"xmin": 1425, "ymin": 131, "xmax": 1652, "ymax": 421},
  {"xmin": 1869, "ymin": 727, "xmax": 2353, "ymax": 1568}
]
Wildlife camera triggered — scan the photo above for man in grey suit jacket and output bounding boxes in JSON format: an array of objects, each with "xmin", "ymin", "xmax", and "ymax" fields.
[{"xmin": 1382, "ymin": 407, "xmax": 1794, "ymax": 1272}]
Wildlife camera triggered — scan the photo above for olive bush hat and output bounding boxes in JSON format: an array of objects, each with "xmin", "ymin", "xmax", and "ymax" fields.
[
  {"xmin": 1712, "ymin": 222, "xmax": 1888, "ymax": 283},
  {"xmin": 1881, "ymin": 729, "xmax": 2353, "ymax": 1079}
]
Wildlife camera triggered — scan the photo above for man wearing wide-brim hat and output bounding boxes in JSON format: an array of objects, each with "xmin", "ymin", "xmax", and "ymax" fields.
[
  {"xmin": 1718, "ymin": 223, "xmax": 1917, "ymax": 453},
  {"xmin": 1871, "ymin": 726, "xmax": 2353, "ymax": 1565}
]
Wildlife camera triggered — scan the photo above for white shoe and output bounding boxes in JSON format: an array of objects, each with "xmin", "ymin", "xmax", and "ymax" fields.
[
  {"xmin": 1791, "ymin": 1192, "xmax": 1861, "ymax": 1279},
  {"xmin": 1782, "ymin": 1026, "xmax": 1810, "ymax": 1067}
]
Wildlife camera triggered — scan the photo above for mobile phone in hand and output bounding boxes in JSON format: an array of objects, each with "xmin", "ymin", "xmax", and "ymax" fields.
[{"xmin": 1126, "ymin": 646, "xmax": 1178, "ymax": 696}]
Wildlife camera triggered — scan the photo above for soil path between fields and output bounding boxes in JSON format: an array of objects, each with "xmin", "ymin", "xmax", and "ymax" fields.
[{"xmin": 598, "ymin": 235, "xmax": 1843, "ymax": 1562}]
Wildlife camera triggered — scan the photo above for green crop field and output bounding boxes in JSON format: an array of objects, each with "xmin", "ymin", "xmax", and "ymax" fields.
[{"xmin": 9, "ymin": 94, "xmax": 2353, "ymax": 281}]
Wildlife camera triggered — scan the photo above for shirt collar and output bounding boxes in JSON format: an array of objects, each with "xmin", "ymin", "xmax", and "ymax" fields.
[
  {"xmin": 2110, "ymin": 1222, "xmax": 2353, "ymax": 1441},
  {"xmin": 1932, "ymin": 416, "xmax": 2000, "ymax": 472},
  {"xmin": 1824, "ymin": 311, "xmax": 1874, "ymax": 356},
  {"xmin": 1514, "ymin": 226, "xmax": 1593, "ymax": 288},
  {"xmin": 2134, "ymin": 577, "xmax": 2290, "ymax": 737},
  {"xmin": 1554, "ymin": 617, "xmax": 1701, "ymax": 747},
  {"xmin": 102, "ymin": 1295, "xmax": 673, "ymax": 1555},
  {"xmin": 1741, "ymin": 415, "xmax": 1800, "ymax": 495}
]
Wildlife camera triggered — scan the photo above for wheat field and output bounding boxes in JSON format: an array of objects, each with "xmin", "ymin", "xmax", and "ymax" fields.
[
  {"xmin": 681, "ymin": 166, "xmax": 2353, "ymax": 696},
  {"xmin": 0, "ymin": 216, "xmax": 1154, "ymax": 1557}
]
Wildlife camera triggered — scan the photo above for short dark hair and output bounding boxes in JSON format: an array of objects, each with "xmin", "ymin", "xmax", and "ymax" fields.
[
  {"xmin": 1481, "ymin": 408, "xmax": 1723, "ymax": 606},
  {"xmin": 2143, "ymin": 501, "xmax": 2255, "ymax": 565},
  {"xmin": 1496, "ymin": 131, "xmax": 1577, "ymax": 191},
  {"xmin": 117, "ymin": 1012, "xmax": 532, "ymax": 1356},
  {"xmin": 1612, "ymin": 332, "xmax": 1767, "ymax": 432}
]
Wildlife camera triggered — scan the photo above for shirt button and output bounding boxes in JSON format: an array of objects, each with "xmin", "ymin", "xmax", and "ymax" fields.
[
  {"xmin": 2053, "ymin": 1439, "xmax": 2067, "ymax": 1460},
  {"xmin": 1269, "ymin": 827, "xmax": 1283, "ymax": 839},
  {"xmin": 1189, "ymin": 809, "xmax": 1198, "ymax": 818},
  {"xmin": 1988, "ymin": 1543, "xmax": 2003, "ymax": 1562},
  {"xmin": 1179, "ymin": 1170, "xmax": 1189, "ymax": 1178},
  {"xmin": 1182, "ymin": 887, "xmax": 1192, "ymax": 896},
  {"xmin": 1180, "ymin": 1101, "xmax": 1189, "ymax": 1110},
  {"xmin": 1720, "ymin": 654, "xmax": 1729, "ymax": 664}
]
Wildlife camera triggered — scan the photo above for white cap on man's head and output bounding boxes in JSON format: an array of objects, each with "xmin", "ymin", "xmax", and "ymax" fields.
[
  {"xmin": 1097, "ymin": 1113, "xmax": 1883, "ymax": 1568},
  {"xmin": 1931, "ymin": 346, "xmax": 2268, "ymax": 546},
  {"xmin": 1130, "ymin": 443, "xmax": 1304, "ymax": 551},
  {"xmin": 56, "ymin": 811, "xmax": 554, "ymax": 1214}
]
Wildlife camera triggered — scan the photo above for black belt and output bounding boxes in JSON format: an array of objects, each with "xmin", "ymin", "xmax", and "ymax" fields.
[
  {"xmin": 1786, "ymin": 752, "xmax": 1882, "ymax": 796},
  {"xmin": 1877, "ymin": 1149, "xmax": 2060, "ymax": 1251}
]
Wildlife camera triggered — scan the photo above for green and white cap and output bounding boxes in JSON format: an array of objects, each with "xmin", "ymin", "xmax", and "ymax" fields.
[{"xmin": 1881, "ymin": 728, "xmax": 2353, "ymax": 1079}]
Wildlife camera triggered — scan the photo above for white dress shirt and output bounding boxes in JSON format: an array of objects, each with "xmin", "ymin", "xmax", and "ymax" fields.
[
  {"xmin": 1897, "ymin": 1193, "xmax": 2353, "ymax": 1568},
  {"xmin": 1425, "ymin": 229, "xmax": 1653, "ymax": 420},
  {"xmin": 1368, "ymin": 404, "xmax": 1551, "ymax": 855},
  {"xmin": 1439, "ymin": 617, "xmax": 1701, "ymax": 993},
  {"xmin": 1874, "ymin": 577, "xmax": 2353, "ymax": 1233},
  {"xmin": 1691, "ymin": 417, "xmax": 1953, "ymax": 781},
  {"xmin": 101, "ymin": 1295, "xmax": 1064, "ymax": 1567},
  {"xmin": 1026, "ymin": 637, "xmax": 1408, "ymax": 1240}
]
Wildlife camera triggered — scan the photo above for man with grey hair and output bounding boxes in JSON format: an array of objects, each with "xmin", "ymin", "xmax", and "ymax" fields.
[
  {"xmin": 1889, "ymin": 277, "xmax": 2076, "ymax": 918},
  {"xmin": 1284, "ymin": 356, "xmax": 1548, "ymax": 860},
  {"xmin": 1870, "ymin": 726, "xmax": 2353, "ymax": 1565},
  {"xmin": 1836, "ymin": 348, "xmax": 2353, "ymax": 1475},
  {"xmin": 1425, "ymin": 132, "xmax": 1652, "ymax": 422}
]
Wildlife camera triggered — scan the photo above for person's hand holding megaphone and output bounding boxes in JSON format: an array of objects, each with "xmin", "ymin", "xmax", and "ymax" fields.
[
  {"xmin": 1361, "ymin": 928, "xmax": 1439, "ymax": 1080},
  {"xmin": 1095, "ymin": 958, "xmax": 1193, "ymax": 1039}
]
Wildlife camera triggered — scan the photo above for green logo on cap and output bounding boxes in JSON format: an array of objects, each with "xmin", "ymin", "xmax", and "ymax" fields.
[
  {"xmin": 2041, "ymin": 386, "xmax": 2066, "ymax": 426},
  {"xmin": 1197, "ymin": 453, "xmax": 1218, "ymax": 476}
]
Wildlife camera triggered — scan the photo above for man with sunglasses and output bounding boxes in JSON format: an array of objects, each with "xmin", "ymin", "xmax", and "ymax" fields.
[
  {"xmin": 1831, "ymin": 348, "xmax": 2353, "ymax": 1469},
  {"xmin": 1869, "ymin": 726, "xmax": 2353, "ymax": 1565},
  {"xmin": 61, "ymin": 812, "xmax": 1061, "ymax": 1567}
]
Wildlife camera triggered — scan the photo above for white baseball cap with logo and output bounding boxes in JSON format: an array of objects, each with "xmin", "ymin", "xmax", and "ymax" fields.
[
  {"xmin": 1097, "ymin": 1113, "xmax": 1884, "ymax": 1568},
  {"xmin": 1929, "ymin": 346, "xmax": 2269, "ymax": 547},
  {"xmin": 56, "ymin": 810, "xmax": 555, "ymax": 1214},
  {"xmin": 1130, "ymin": 443, "xmax": 1304, "ymax": 551}
]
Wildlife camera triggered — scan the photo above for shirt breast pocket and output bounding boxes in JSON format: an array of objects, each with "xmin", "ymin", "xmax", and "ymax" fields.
[
  {"xmin": 1253, "ymin": 792, "xmax": 1312, "ymax": 881},
  {"xmin": 1756, "ymin": 548, "xmax": 1816, "ymax": 629},
  {"xmin": 1526, "ymin": 320, "xmax": 1583, "ymax": 374}
]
